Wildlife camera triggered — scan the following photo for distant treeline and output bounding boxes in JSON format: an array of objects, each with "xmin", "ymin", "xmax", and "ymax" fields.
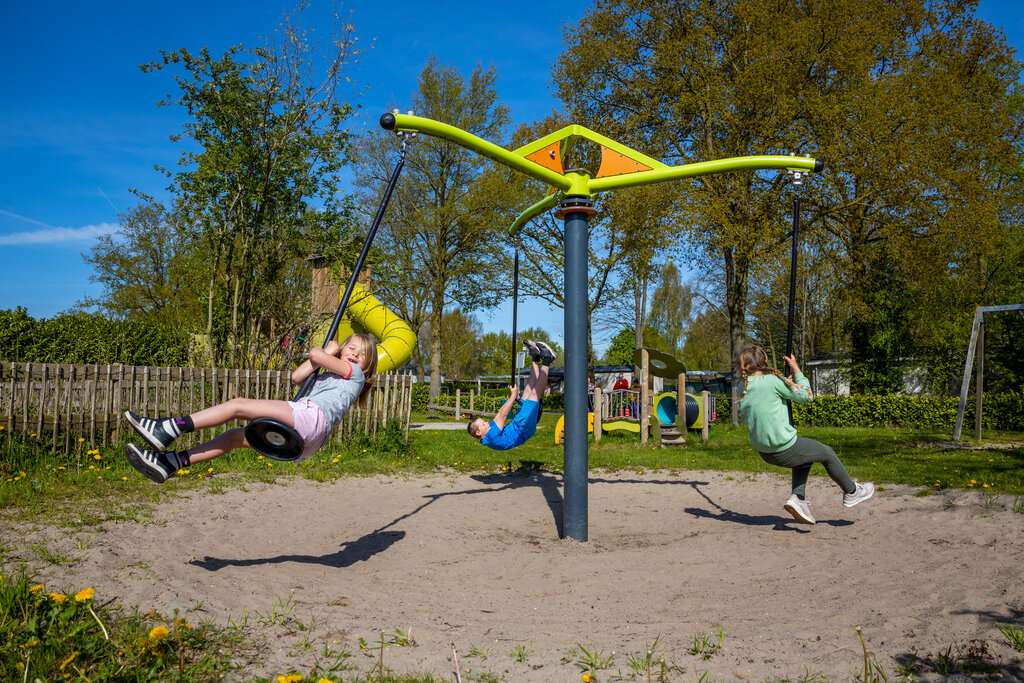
[{"xmin": 0, "ymin": 308, "xmax": 189, "ymax": 367}]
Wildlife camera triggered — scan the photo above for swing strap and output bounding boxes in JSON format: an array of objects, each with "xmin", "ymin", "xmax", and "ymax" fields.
[
  {"xmin": 510, "ymin": 243, "xmax": 520, "ymax": 387},
  {"xmin": 295, "ymin": 135, "xmax": 412, "ymax": 400}
]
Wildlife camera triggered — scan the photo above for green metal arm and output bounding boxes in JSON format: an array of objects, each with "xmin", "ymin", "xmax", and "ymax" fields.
[
  {"xmin": 380, "ymin": 112, "xmax": 573, "ymax": 191},
  {"xmin": 508, "ymin": 192, "xmax": 562, "ymax": 237},
  {"xmin": 379, "ymin": 111, "xmax": 824, "ymax": 235},
  {"xmin": 589, "ymin": 155, "xmax": 822, "ymax": 193}
]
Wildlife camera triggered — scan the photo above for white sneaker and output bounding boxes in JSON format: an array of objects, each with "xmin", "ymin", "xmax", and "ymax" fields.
[
  {"xmin": 843, "ymin": 481, "xmax": 875, "ymax": 507},
  {"xmin": 784, "ymin": 494, "xmax": 816, "ymax": 525}
]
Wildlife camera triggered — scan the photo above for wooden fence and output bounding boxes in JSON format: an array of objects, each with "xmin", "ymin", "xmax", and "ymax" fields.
[{"xmin": 0, "ymin": 363, "xmax": 414, "ymax": 452}]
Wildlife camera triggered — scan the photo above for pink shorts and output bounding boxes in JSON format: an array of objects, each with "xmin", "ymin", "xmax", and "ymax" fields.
[{"xmin": 289, "ymin": 398, "xmax": 328, "ymax": 460}]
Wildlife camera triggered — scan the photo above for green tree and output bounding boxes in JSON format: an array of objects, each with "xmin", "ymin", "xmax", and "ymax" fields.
[
  {"xmin": 555, "ymin": 0, "xmax": 812, "ymax": 380},
  {"xmin": 798, "ymin": 0, "xmax": 1024, "ymax": 392},
  {"xmin": 354, "ymin": 57, "xmax": 511, "ymax": 399},
  {"xmin": 554, "ymin": 0, "xmax": 1024, "ymax": 393},
  {"xmin": 439, "ymin": 309, "xmax": 483, "ymax": 381},
  {"xmin": 140, "ymin": 5, "xmax": 362, "ymax": 368},
  {"xmin": 81, "ymin": 201, "xmax": 202, "ymax": 337},
  {"xmin": 648, "ymin": 262, "xmax": 691, "ymax": 358}
]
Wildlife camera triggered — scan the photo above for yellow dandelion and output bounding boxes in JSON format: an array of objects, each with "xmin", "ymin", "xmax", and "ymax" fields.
[
  {"xmin": 149, "ymin": 626, "xmax": 170, "ymax": 640},
  {"xmin": 78, "ymin": 437, "xmax": 85, "ymax": 443},
  {"xmin": 94, "ymin": 454, "xmax": 102, "ymax": 460},
  {"xmin": 582, "ymin": 674, "xmax": 592, "ymax": 682},
  {"xmin": 257, "ymin": 455, "xmax": 264, "ymax": 460},
  {"xmin": 971, "ymin": 479, "xmax": 977, "ymax": 484},
  {"xmin": 122, "ymin": 477, "xmax": 128, "ymax": 481},
  {"xmin": 57, "ymin": 466, "xmax": 66, "ymax": 470},
  {"xmin": 29, "ymin": 584, "xmax": 45, "ymax": 593},
  {"xmin": 31, "ymin": 433, "xmax": 37, "ymax": 437},
  {"xmin": 88, "ymin": 465, "xmax": 95, "ymax": 470},
  {"xmin": 59, "ymin": 651, "xmax": 79, "ymax": 671},
  {"xmin": 48, "ymin": 593, "xmax": 68, "ymax": 604},
  {"xmin": 983, "ymin": 483, "xmax": 990, "ymax": 488},
  {"xmin": 276, "ymin": 675, "xmax": 302, "ymax": 683},
  {"xmin": 207, "ymin": 467, "xmax": 213, "ymax": 473},
  {"xmin": 317, "ymin": 678, "xmax": 336, "ymax": 683},
  {"xmin": 75, "ymin": 587, "xmax": 94, "ymax": 601}
]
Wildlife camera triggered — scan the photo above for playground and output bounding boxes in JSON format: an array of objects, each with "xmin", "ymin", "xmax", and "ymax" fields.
[{"xmin": 11, "ymin": 467, "xmax": 1023, "ymax": 680}]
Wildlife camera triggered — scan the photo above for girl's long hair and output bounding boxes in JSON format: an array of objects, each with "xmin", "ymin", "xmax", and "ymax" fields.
[
  {"xmin": 343, "ymin": 333, "xmax": 378, "ymax": 407},
  {"xmin": 737, "ymin": 346, "xmax": 797, "ymax": 397}
]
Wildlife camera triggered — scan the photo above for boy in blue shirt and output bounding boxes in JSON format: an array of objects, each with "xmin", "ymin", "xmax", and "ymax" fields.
[{"xmin": 467, "ymin": 340, "xmax": 555, "ymax": 450}]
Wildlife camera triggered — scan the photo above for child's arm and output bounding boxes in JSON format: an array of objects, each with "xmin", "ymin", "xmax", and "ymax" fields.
[
  {"xmin": 291, "ymin": 340, "xmax": 354, "ymax": 384},
  {"xmin": 779, "ymin": 355, "xmax": 813, "ymax": 403},
  {"xmin": 491, "ymin": 385, "xmax": 520, "ymax": 430}
]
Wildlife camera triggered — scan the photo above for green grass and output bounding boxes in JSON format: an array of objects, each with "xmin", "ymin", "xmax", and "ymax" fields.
[{"xmin": 2, "ymin": 418, "xmax": 1022, "ymax": 529}]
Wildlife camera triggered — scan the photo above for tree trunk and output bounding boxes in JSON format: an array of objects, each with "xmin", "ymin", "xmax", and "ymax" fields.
[
  {"xmin": 429, "ymin": 294, "xmax": 444, "ymax": 402},
  {"xmin": 724, "ymin": 244, "xmax": 750, "ymax": 379}
]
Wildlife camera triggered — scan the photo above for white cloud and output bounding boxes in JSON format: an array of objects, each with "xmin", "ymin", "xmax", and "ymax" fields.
[{"xmin": 0, "ymin": 223, "xmax": 118, "ymax": 246}]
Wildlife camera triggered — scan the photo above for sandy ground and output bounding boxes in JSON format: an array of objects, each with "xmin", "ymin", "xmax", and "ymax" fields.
[{"xmin": 7, "ymin": 469, "xmax": 1024, "ymax": 682}]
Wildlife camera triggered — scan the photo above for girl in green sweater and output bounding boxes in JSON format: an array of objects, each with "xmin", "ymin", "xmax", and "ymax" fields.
[{"xmin": 738, "ymin": 346, "xmax": 873, "ymax": 525}]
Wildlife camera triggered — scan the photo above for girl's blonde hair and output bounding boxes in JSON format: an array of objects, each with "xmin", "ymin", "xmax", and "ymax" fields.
[
  {"xmin": 737, "ymin": 346, "xmax": 797, "ymax": 397},
  {"xmin": 342, "ymin": 333, "xmax": 378, "ymax": 407}
]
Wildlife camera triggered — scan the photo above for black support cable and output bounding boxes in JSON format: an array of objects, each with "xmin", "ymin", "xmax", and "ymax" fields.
[{"xmin": 295, "ymin": 137, "xmax": 411, "ymax": 400}]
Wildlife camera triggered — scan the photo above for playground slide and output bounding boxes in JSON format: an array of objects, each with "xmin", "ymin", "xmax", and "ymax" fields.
[{"xmin": 312, "ymin": 282, "xmax": 416, "ymax": 374}]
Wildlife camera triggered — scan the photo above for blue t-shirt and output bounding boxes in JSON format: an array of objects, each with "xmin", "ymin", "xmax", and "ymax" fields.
[
  {"xmin": 481, "ymin": 399, "xmax": 540, "ymax": 451},
  {"xmin": 305, "ymin": 364, "xmax": 365, "ymax": 437}
]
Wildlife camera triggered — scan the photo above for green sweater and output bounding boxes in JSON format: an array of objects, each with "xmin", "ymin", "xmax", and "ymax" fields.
[{"xmin": 738, "ymin": 372, "xmax": 813, "ymax": 454}]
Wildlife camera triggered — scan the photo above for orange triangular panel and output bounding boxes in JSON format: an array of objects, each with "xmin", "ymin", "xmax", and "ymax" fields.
[
  {"xmin": 525, "ymin": 142, "xmax": 564, "ymax": 174},
  {"xmin": 597, "ymin": 146, "xmax": 653, "ymax": 178}
]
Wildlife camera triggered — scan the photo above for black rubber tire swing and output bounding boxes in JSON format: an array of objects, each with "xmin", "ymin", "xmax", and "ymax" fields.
[{"xmin": 244, "ymin": 128, "xmax": 413, "ymax": 460}]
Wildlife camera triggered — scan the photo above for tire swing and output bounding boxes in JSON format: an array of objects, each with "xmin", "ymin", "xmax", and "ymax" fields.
[{"xmin": 245, "ymin": 125, "xmax": 416, "ymax": 460}]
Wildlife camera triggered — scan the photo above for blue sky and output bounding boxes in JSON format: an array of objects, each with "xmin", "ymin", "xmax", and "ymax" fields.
[{"xmin": 1, "ymin": 0, "xmax": 1021, "ymax": 352}]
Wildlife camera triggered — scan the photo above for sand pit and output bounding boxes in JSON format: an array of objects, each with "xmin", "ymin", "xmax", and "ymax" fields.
[{"xmin": 8, "ymin": 470, "xmax": 1024, "ymax": 681}]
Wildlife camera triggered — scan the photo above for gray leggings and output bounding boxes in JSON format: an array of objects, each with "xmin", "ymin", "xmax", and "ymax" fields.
[{"xmin": 760, "ymin": 437, "xmax": 855, "ymax": 497}]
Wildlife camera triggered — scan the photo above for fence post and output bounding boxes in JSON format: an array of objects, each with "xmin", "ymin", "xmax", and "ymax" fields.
[
  {"xmin": 455, "ymin": 388, "xmax": 462, "ymax": 421},
  {"xmin": 701, "ymin": 390, "xmax": 710, "ymax": 444}
]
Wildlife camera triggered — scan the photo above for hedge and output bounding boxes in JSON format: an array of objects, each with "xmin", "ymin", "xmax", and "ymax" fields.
[
  {"xmin": 716, "ymin": 393, "xmax": 1024, "ymax": 431},
  {"xmin": 417, "ymin": 382, "xmax": 1022, "ymax": 432}
]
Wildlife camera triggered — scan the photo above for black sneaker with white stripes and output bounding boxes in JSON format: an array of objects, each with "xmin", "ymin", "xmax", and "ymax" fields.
[
  {"xmin": 124, "ymin": 411, "xmax": 180, "ymax": 452},
  {"xmin": 125, "ymin": 443, "xmax": 184, "ymax": 484},
  {"xmin": 534, "ymin": 340, "xmax": 558, "ymax": 363}
]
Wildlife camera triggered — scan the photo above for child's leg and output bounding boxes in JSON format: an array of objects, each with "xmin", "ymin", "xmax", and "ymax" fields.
[
  {"xmin": 760, "ymin": 437, "xmax": 856, "ymax": 496},
  {"xmin": 189, "ymin": 398, "xmax": 295, "ymax": 431},
  {"xmin": 183, "ymin": 427, "xmax": 247, "ymax": 464},
  {"xmin": 521, "ymin": 361, "xmax": 543, "ymax": 401}
]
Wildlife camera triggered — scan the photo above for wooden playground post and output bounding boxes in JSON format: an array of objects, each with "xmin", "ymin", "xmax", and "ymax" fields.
[
  {"xmin": 455, "ymin": 388, "xmax": 461, "ymax": 420},
  {"xmin": 639, "ymin": 349, "xmax": 650, "ymax": 444},
  {"xmin": 594, "ymin": 387, "xmax": 602, "ymax": 442},
  {"xmin": 676, "ymin": 371, "xmax": 687, "ymax": 442},
  {"xmin": 701, "ymin": 390, "xmax": 710, "ymax": 443}
]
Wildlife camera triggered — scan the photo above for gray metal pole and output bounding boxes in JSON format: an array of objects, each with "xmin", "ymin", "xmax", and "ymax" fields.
[{"xmin": 562, "ymin": 201, "xmax": 592, "ymax": 541}]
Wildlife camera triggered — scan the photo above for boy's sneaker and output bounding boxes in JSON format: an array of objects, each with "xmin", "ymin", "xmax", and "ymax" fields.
[
  {"xmin": 125, "ymin": 444, "xmax": 183, "ymax": 484},
  {"xmin": 843, "ymin": 481, "xmax": 875, "ymax": 507},
  {"xmin": 124, "ymin": 411, "xmax": 180, "ymax": 452},
  {"xmin": 784, "ymin": 494, "xmax": 816, "ymax": 525},
  {"xmin": 534, "ymin": 341, "xmax": 558, "ymax": 363},
  {"xmin": 523, "ymin": 340, "xmax": 541, "ymax": 360}
]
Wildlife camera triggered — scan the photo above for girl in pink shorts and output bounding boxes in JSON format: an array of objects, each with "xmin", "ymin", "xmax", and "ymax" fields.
[{"xmin": 123, "ymin": 334, "xmax": 378, "ymax": 483}]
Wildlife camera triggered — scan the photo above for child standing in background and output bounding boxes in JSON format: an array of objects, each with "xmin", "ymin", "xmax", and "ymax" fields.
[
  {"xmin": 124, "ymin": 334, "xmax": 378, "ymax": 483},
  {"xmin": 738, "ymin": 346, "xmax": 873, "ymax": 525}
]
